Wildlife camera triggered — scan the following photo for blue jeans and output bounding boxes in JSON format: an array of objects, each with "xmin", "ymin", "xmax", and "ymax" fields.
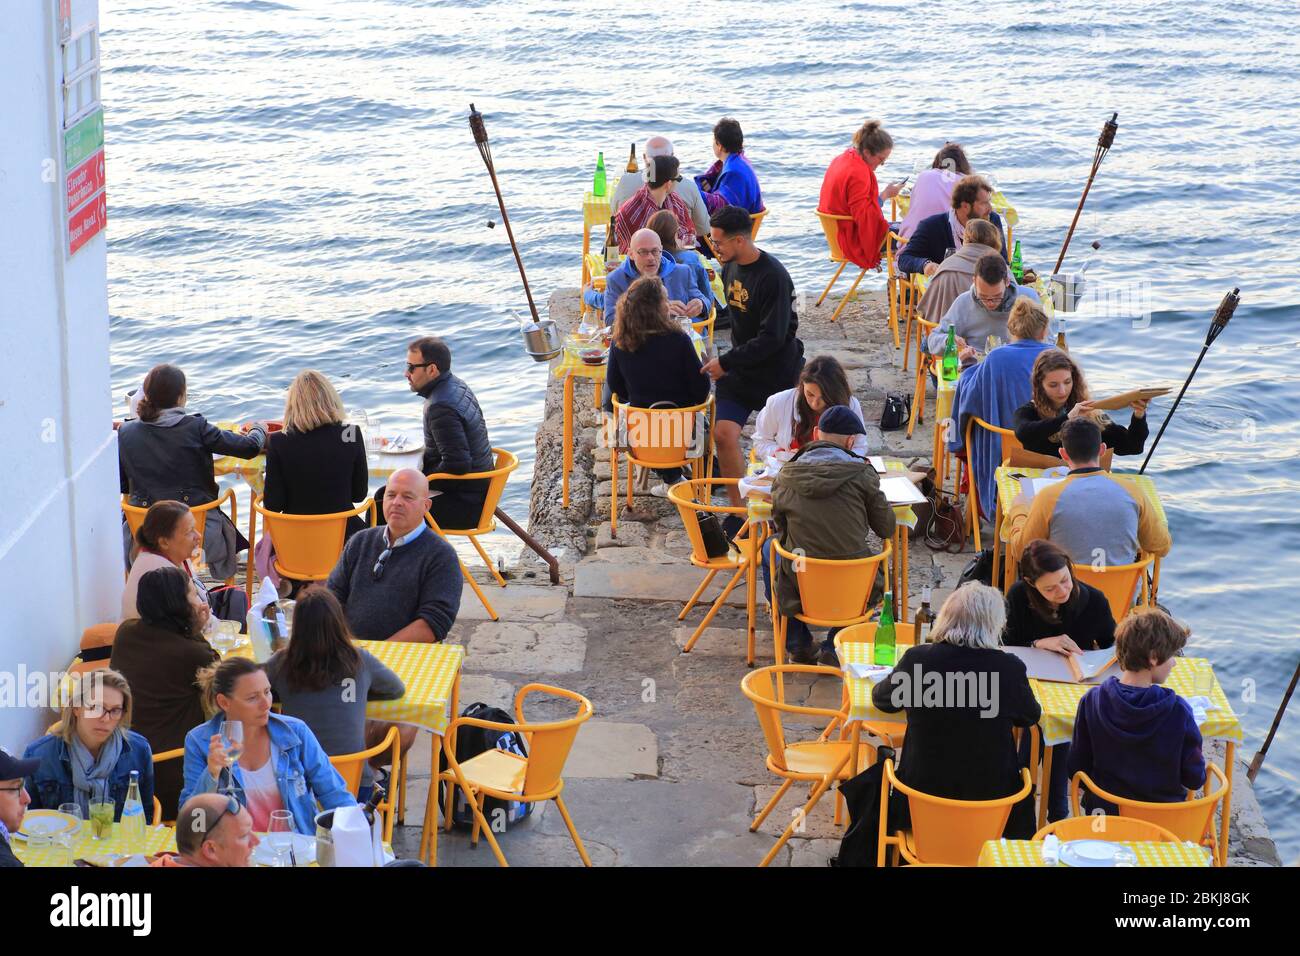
[
  {"xmin": 1018, "ymin": 735, "xmax": 1071, "ymax": 822},
  {"xmin": 760, "ymin": 538, "xmax": 839, "ymax": 654}
]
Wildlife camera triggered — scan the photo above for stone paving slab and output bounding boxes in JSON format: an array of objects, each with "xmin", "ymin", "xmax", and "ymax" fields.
[
  {"xmin": 671, "ymin": 625, "xmax": 751, "ymax": 658},
  {"xmin": 564, "ymin": 720, "xmax": 659, "ymax": 780},
  {"xmin": 575, "ymin": 557, "xmax": 748, "ymax": 605},
  {"xmin": 463, "ymin": 620, "xmax": 588, "ymax": 675},
  {"xmin": 456, "ymin": 583, "xmax": 570, "ymax": 622}
]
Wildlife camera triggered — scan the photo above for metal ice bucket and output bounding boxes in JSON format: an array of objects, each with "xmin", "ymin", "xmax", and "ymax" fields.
[
  {"xmin": 1047, "ymin": 274, "xmax": 1087, "ymax": 313},
  {"xmin": 521, "ymin": 319, "xmax": 563, "ymax": 361}
]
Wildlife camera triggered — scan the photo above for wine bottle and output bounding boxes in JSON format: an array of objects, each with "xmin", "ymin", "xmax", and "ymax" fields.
[
  {"xmin": 913, "ymin": 587, "xmax": 934, "ymax": 644},
  {"xmin": 941, "ymin": 325, "xmax": 960, "ymax": 381},
  {"xmin": 874, "ymin": 592, "xmax": 897, "ymax": 665},
  {"xmin": 626, "ymin": 143, "xmax": 638, "ymax": 174},
  {"xmin": 593, "ymin": 152, "xmax": 607, "ymax": 198},
  {"xmin": 1055, "ymin": 317, "xmax": 1068, "ymax": 352}
]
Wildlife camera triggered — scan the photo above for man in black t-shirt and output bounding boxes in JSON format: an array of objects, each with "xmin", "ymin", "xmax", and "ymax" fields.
[{"xmin": 701, "ymin": 205, "xmax": 804, "ymax": 508}]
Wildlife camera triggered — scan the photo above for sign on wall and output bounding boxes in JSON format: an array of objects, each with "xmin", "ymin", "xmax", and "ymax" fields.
[{"xmin": 59, "ymin": 14, "xmax": 105, "ymax": 257}]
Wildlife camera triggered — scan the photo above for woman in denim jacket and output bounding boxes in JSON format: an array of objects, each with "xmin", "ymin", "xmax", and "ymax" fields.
[
  {"xmin": 24, "ymin": 670, "xmax": 155, "ymax": 819},
  {"xmin": 180, "ymin": 658, "xmax": 355, "ymax": 835}
]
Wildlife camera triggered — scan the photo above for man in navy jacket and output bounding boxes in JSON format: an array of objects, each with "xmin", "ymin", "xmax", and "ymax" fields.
[{"xmin": 898, "ymin": 174, "xmax": 1009, "ymax": 277}]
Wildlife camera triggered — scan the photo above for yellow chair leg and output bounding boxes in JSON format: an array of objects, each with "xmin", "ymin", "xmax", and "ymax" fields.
[
  {"xmin": 684, "ymin": 566, "xmax": 746, "ymax": 648},
  {"xmin": 751, "ymin": 778, "xmax": 793, "ymax": 831},
  {"xmin": 816, "ymin": 261, "xmax": 848, "ymax": 307},
  {"xmin": 829, "ymin": 268, "xmax": 867, "ymax": 323},
  {"xmin": 610, "ymin": 448, "xmax": 618, "ymax": 538},
  {"xmin": 759, "ymin": 768, "xmax": 842, "ymax": 867},
  {"xmin": 447, "ymin": 767, "xmax": 507, "ymax": 866},
  {"xmin": 679, "ymin": 569, "xmax": 719, "ymax": 622},
  {"xmin": 554, "ymin": 794, "xmax": 592, "ymax": 867},
  {"xmin": 397, "ymin": 754, "xmax": 408, "ymax": 825},
  {"xmin": 469, "ymin": 534, "xmax": 506, "ymax": 587},
  {"xmin": 460, "ymin": 559, "xmax": 499, "ymax": 620},
  {"xmin": 968, "ymin": 478, "xmax": 982, "ymax": 551},
  {"xmin": 471, "ymin": 791, "xmax": 486, "ymax": 847}
]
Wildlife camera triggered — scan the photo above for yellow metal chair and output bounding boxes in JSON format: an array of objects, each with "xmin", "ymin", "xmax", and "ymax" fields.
[
  {"xmin": 427, "ymin": 448, "xmax": 520, "ymax": 588},
  {"xmin": 1071, "ymin": 554, "xmax": 1154, "ymax": 622},
  {"xmin": 963, "ymin": 416, "xmax": 1030, "ymax": 552},
  {"xmin": 151, "ymin": 746, "xmax": 184, "ymax": 826},
  {"xmin": 908, "ymin": 317, "xmax": 940, "ymax": 438},
  {"xmin": 692, "ymin": 306, "xmax": 716, "ymax": 347},
  {"xmin": 609, "ymin": 396, "xmax": 714, "ymax": 538},
  {"xmin": 434, "ymin": 683, "xmax": 594, "ymax": 867},
  {"xmin": 749, "ymin": 208, "xmax": 767, "ymax": 239},
  {"xmin": 1070, "ymin": 764, "xmax": 1229, "ymax": 866},
  {"xmin": 769, "ymin": 538, "xmax": 891, "ymax": 672},
  {"xmin": 814, "ymin": 211, "xmax": 866, "ymax": 324},
  {"xmin": 667, "ymin": 478, "xmax": 759, "ymax": 665},
  {"xmin": 247, "ymin": 495, "xmax": 377, "ymax": 599},
  {"xmin": 741, "ymin": 664, "xmax": 875, "ymax": 867},
  {"xmin": 329, "ymin": 725, "xmax": 401, "ymax": 844},
  {"xmin": 879, "ymin": 758, "xmax": 1033, "ymax": 866},
  {"xmin": 123, "ymin": 489, "xmax": 239, "ymax": 585},
  {"xmin": 1033, "ymin": 815, "xmax": 1181, "ymax": 843},
  {"xmin": 885, "ymin": 231, "xmax": 916, "ymax": 360}
]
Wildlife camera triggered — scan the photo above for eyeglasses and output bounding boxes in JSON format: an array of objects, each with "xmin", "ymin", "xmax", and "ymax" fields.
[
  {"xmin": 83, "ymin": 706, "xmax": 125, "ymax": 721},
  {"xmin": 202, "ymin": 793, "xmax": 242, "ymax": 836},
  {"xmin": 0, "ymin": 784, "xmax": 25, "ymax": 793},
  {"xmin": 372, "ymin": 547, "xmax": 393, "ymax": 581},
  {"xmin": 405, "ymin": 361, "xmax": 435, "ymax": 374},
  {"xmin": 632, "ymin": 248, "xmax": 662, "ymax": 257}
]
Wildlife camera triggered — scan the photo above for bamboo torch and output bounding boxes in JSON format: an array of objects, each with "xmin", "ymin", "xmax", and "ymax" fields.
[{"xmin": 1053, "ymin": 112, "xmax": 1119, "ymax": 276}]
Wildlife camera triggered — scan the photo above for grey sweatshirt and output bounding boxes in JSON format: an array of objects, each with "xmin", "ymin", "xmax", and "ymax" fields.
[{"xmin": 926, "ymin": 285, "xmax": 1041, "ymax": 355}]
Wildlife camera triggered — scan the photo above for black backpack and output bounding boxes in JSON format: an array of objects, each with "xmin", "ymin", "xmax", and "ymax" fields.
[
  {"xmin": 438, "ymin": 703, "xmax": 534, "ymax": 830},
  {"xmin": 879, "ymin": 393, "xmax": 911, "ymax": 431}
]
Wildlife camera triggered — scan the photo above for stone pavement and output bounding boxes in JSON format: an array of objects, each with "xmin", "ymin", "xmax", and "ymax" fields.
[{"xmin": 384, "ymin": 286, "xmax": 1278, "ymax": 868}]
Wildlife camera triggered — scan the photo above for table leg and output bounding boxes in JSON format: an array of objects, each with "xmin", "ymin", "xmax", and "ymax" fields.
[
  {"xmin": 562, "ymin": 372, "xmax": 574, "ymax": 508},
  {"xmin": 1038, "ymin": 742, "xmax": 1053, "ymax": 831},
  {"xmin": 992, "ymin": 496, "xmax": 1003, "ymax": 592},
  {"xmin": 1219, "ymin": 741, "xmax": 1234, "ymax": 867},
  {"xmin": 421, "ymin": 732, "xmax": 441, "ymax": 867},
  {"xmin": 900, "ymin": 531, "xmax": 909, "ymax": 621},
  {"xmin": 746, "ymin": 526, "xmax": 758, "ymax": 667}
]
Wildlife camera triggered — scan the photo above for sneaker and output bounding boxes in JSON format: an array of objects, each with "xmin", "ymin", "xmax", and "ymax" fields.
[
  {"xmin": 817, "ymin": 647, "xmax": 841, "ymax": 669},
  {"xmin": 649, "ymin": 478, "xmax": 686, "ymax": 498},
  {"xmin": 789, "ymin": 645, "xmax": 819, "ymax": 665}
]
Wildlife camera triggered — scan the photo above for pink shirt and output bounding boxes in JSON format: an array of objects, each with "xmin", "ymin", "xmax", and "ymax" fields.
[
  {"xmin": 239, "ymin": 757, "xmax": 284, "ymax": 833},
  {"xmin": 897, "ymin": 168, "xmax": 962, "ymax": 239}
]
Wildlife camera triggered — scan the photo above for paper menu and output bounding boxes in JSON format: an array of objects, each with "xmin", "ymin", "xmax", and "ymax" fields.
[
  {"xmin": 1019, "ymin": 477, "xmax": 1063, "ymax": 499},
  {"xmin": 868, "ymin": 456, "xmax": 887, "ymax": 474},
  {"xmin": 1002, "ymin": 645, "xmax": 1119, "ymax": 684}
]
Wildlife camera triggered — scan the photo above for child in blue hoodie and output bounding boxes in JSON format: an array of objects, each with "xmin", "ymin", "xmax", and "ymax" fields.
[{"xmin": 1067, "ymin": 608, "xmax": 1206, "ymax": 812}]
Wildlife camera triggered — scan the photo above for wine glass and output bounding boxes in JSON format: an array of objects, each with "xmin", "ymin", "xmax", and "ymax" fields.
[
  {"xmin": 57, "ymin": 803, "xmax": 83, "ymax": 839},
  {"xmin": 267, "ymin": 809, "xmax": 295, "ymax": 866},
  {"xmin": 219, "ymin": 720, "xmax": 244, "ymax": 789}
]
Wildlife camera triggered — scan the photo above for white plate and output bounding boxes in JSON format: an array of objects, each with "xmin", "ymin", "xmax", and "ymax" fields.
[
  {"xmin": 1059, "ymin": 839, "xmax": 1132, "ymax": 867},
  {"xmin": 254, "ymin": 832, "xmax": 317, "ymax": 867},
  {"xmin": 18, "ymin": 809, "xmax": 79, "ymax": 838}
]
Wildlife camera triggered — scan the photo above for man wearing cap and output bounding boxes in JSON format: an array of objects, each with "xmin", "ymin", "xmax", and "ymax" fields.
[
  {"xmin": 614, "ymin": 154, "xmax": 696, "ymax": 255},
  {"xmin": 762, "ymin": 406, "xmax": 896, "ymax": 666},
  {"xmin": 611, "ymin": 136, "xmax": 711, "ymax": 237},
  {"xmin": 0, "ymin": 747, "xmax": 40, "ymax": 868},
  {"xmin": 150, "ymin": 792, "xmax": 259, "ymax": 867}
]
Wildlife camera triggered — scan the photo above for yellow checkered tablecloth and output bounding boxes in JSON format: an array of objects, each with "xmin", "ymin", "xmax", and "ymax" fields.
[
  {"xmin": 838, "ymin": 641, "xmax": 908, "ymax": 724},
  {"xmin": 552, "ymin": 346, "xmax": 609, "ymax": 382},
  {"xmin": 228, "ymin": 638, "xmax": 463, "ymax": 736},
  {"xmin": 584, "ymin": 188, "xmax": 612, "ymax": 228},
  {"xmin": 978, "ymin": 838, "xmax": 1211, "ymax": 867},
  {"xmin": 357, "ymin": 639, "xmax": 463, "ymax": 735},
  {"xmin": 1030, "ymin": 657, "xmax": 1242, "ymax": 748},
  {"xmin": 994, "ymin": 466, "xmax": 1167, "ymax": 543},
  {"xmin": 13, "ymin": 823, "xmax": 175, "ymax": 866}
]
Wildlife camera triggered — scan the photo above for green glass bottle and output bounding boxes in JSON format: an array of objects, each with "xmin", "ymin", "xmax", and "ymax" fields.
[
  {"xmin": 874, "ymin": 592, "xmax": 897, "ymax": 665},
  {"xmin": 1011, "ymin": 239, "xmax": 1024, "ymax": 282},
  {"xmin": 941, "ymin": 325, "xmax": 959, "ymax": 381},
  {"xmin": 593, "ymin": 152, "xmax": 607, "ymax": 197}
]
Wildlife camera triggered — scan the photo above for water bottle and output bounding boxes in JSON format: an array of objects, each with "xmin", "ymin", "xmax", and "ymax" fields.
[
  {"xmin": 1011, "ymin": 240, "xmax": 1024, "ymax": 282},
  {"xmin": 121, "ymin": 770, "xmax": 146, "ymax": 848},
  {"xmin": 874, "ymin": 592, "xmax": 897, "ymax": 666},
  {"xmin": 941, "ymin": 325, "xmax": 960, "ymax": 381},
  {"xmin": 592, "ymin": 152, "xmax": 607, "ymax": 197}
]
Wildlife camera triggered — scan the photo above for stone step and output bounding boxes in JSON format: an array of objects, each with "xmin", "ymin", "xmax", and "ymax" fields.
[{"xmin": 574, "ymin": 551, "xmax": 750, "ymax": 605}]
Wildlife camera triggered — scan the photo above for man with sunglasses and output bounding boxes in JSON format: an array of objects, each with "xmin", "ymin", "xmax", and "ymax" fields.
[
  {"xmin": 0, "ymin": 748, "xmax": 39, "ymax": 867},
  {"xmin": 613, "ymin": 154, "xmax": 696, "ymax": 255},
  {"xmin": 924, "ymin": 254, "xmax": 1040, "ymax": 360},
  {"xmin": 702, "ymin": 204, "xmax": 804, "ymax": 514},
  {"xmin": 327, "ymin": 467, "xmax": 462, "ymax": 644},
  {"xmin": 150, "ymin": 792, "xmax": 259, "ymax": 867}
]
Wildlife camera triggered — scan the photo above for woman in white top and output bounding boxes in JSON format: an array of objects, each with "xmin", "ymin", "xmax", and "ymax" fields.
[
  {"xmin": 752, "ymin": 355, "xmax": 868, "ymax": 461},
  {"xmin": 121, "ymin": 500, "xmax": 213, "ymax": 628}
]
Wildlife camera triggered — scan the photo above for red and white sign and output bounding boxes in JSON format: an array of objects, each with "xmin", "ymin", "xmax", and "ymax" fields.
[
  {"xmin": 66, "ymin": 148, "xmax": 105, "ymax": 213},
  {"xmin": 68, "ymin": 189, "xmax": 107, "ymax": 255}
]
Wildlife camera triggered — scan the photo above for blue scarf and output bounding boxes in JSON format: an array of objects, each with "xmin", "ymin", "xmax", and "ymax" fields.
[{"xmin": 68, "ymin": 729, "xmax": 125, "ymax": 816}]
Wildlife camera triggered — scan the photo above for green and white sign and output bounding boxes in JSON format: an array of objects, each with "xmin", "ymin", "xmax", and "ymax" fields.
[{"xmin": 64, "ymin": 108, "xmax": 103, "ymax": 170}]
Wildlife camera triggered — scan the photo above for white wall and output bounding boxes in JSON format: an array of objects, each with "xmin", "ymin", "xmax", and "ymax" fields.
[{"xmin": 0, "ymin": 0, "xmax": 119, "ymax": 751}]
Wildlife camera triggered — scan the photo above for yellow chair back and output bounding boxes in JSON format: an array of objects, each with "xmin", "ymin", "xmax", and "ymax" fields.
[
  {"xmin": 123, "ymin": 490, "xmax": 237, "ymax": 560},
  {"xmin": 741, "ymin": 664, "xmax": 849, "ymax": 775},
  {"xmin": 749, "ymin": 208, "xmax": 767, "ymax": 239},
  {"xmin": 885, "ymin": 759, "xmax": 1033, "ymax": 866},
  {"xmin": 816, "ymin": 210, "xmax": 852, "ymax": 263},
  {"xmin": 835, "ymin": 621, "xmax": 916, "ymax": 648},
  {"xmin": 612, "ymin": 397, "xmax": 712, "ymax": 469},
  {"xmin": 511, "ymin": 684, "xmax": 593, "ymax": 798},
  {"xmin": 1071, "ymin": 764, "xmax": 1228, "ymax": 850},
  {"xmin": 1033, "ymin": 815, "xmax": 1181, "ymax": 843},
  {"xmin": 427, "ymin": 447, "xmax": 520, "ymax": 534},
  {"xmin": 1072, "ymin": 554, "xmax": 1153, "ymax": 621},
  {"xmin": 253, "ymin": 496, "xmax": 376, "ymax": 581},
  {"xmin": 772, "ymin": 539, "xmax": 891, "ymax": 625},
  {"xmin": 330, "ymin": 726, "xmax": 401, "ymax": 843}
]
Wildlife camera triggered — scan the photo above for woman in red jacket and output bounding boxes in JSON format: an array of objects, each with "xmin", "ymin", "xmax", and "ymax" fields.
[{"xmin": 818, "ymin": 120, "xmax": 904, "ymax": 270}]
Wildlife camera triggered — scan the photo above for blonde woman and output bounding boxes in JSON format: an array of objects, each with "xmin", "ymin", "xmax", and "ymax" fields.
[{"xmin": 22, "ymin": 670, "xmax": 155, "ymax": 819}]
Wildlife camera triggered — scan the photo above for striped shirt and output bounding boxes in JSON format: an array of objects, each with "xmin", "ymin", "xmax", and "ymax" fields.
[{"xmin": 614, "ymin": 185, "xmax": 695, "ymax": 254}]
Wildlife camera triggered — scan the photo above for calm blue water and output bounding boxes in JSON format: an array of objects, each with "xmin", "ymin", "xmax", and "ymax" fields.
[{"xmin": 102, "ymin": 0, "xmax": 1300, "ymax": 859}]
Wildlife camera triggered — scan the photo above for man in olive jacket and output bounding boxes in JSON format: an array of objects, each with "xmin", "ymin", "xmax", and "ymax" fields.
[{"xmin": 762, "ymin": 406, "xmax": 896, "ymax": 666}]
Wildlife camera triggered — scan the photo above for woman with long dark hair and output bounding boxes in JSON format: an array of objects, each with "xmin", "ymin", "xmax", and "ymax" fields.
[
  {"xmin": 752, "ymin": 355, "xmax": 867, "ymax": 461},
  {"xmin": 117, "ymin": 363, "xmax": 268, "ymax": 581},
  {"xmin": 1013, "ymin": 349, "xmax": 1150, "ymax": 458},
  {"xmin": 122, "ymin": 500, "xmax": 215, "ymax": 625},
  {"xmin": 605, "ymin": 276, "xmax": 711, "ymax": 496},
  {"xmin": 264, "ymin": 588, "xmax": 404, "ymax": 794},
  {"xmin": 111, "ymin": 566, "xmax": 220, "ymax": 818},
  {"xmin": 898, "ymin": 141, "xmax": 974, "ymax": 239}
]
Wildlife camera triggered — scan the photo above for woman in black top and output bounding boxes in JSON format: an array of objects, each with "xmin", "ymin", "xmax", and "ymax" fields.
[
  {"xmin": 873, "ymin": 583, "xmax": 1041, "ymax": 840},
  {"xmin": 1013, "ymin": 349, "xmax": 1150, "ymax": 458},
  {"xmin": 605, "ymin": 276, "xmax": 711, "ymax": 492},
  {"xmin": 1006, "ymin": 539, "xmax": 1115, "ymax": 821},
  {"xmin": 1004, "ymin": 539, "xmax": 1116, "ymax": 653},
  {"xmin": 263, "ymin": 370, "xmax": 369, "ymax": 534}
]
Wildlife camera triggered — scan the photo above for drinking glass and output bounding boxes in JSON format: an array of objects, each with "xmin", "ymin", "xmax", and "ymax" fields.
[
  {"xmin": 220, "ymin": 720, "xmax": 244, "ymax": 776},
  {"xmin": 27, "ymin": 834, "xmax": 54, "ymax": 865},
  {"xmin": 57, "ymin": 803, "xmax": 83, "ymax": 839},
  {"xmin": 50, "ymin": 834, "xmax": 74, "ymax": 867},
  {"xmin": 1191, "ymin": 665, "xmax": 1216, "ymax": 699},
  {"xmin": 267, "ymin": 809, "xmax": 294, "ymax": 865},
  {"xmin": 366, "ymin": 419, "xmax": 384, "ymax": 454},
  {"xmin": 88, "ymin": 801, "xmax": 115, "ymax": 840},
  {"xmin": 215, "ymin": 619, "xmax": 242, "ymax": 653}
]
